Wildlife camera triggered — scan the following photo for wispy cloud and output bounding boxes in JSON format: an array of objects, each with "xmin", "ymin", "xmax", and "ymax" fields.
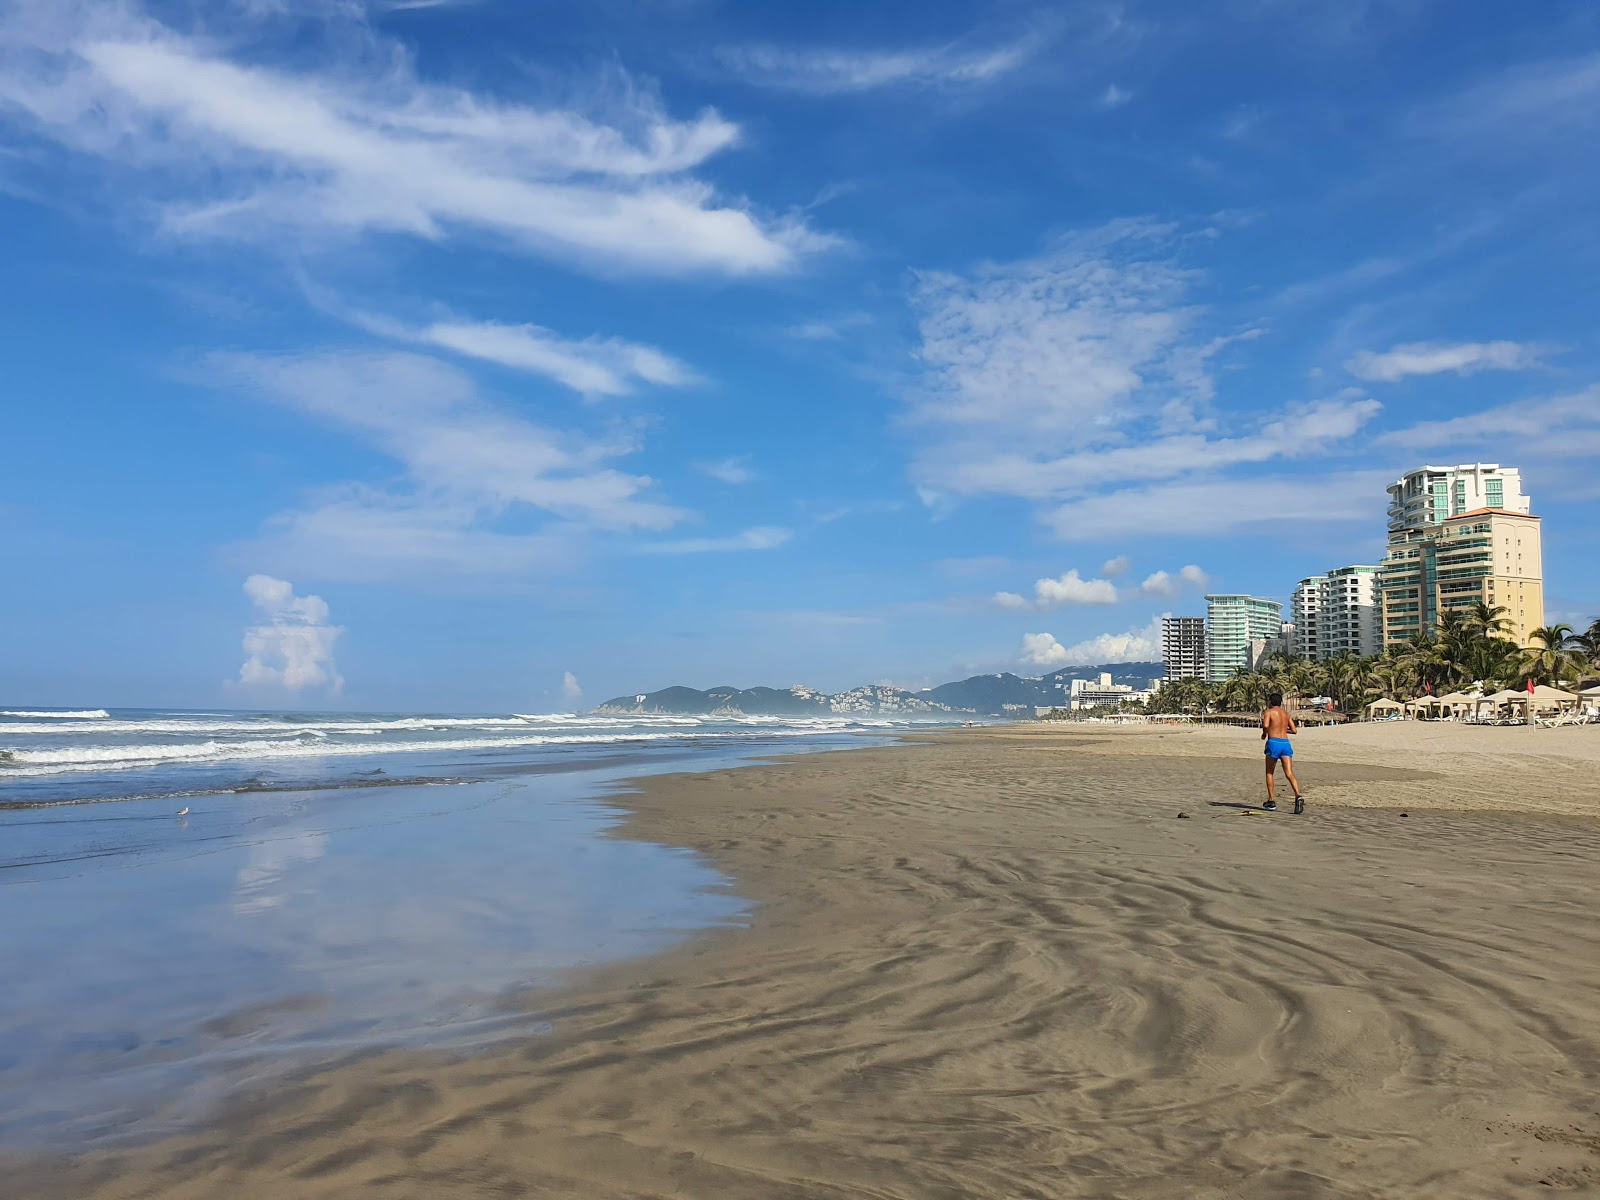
[
  {"xmin": 1345, "ymin": 340, "xmax": 1544, "ymax": 382},
  {"xmin": 693, "ymin": 456, "xmax": 758, "ymax": 485},
  {"xmin": 210, "ymin": 349, "xmax": 681, "ymax": 529},
  {"xmin": 1408, "ymin": 52, "xmax": 1600, "ymax": 145},
  {"xmin": 211, "ymin": 349, "xmax": 682, "ymax": 580},
  {"xmin": 245, "ymin": 486, "xmax": 583, "ymax": 583},
  {"xmin": 1042, "ymin": 471, "xmax": 1393, "ymax": 540},
  {"xmin": 641, "ymin": 526, "xmax": 791, "ymax": 554},
  {"xmin": 905, "ymin": 221, "xmax": 1381, "ymax": 532},
  {"xmin": 382, "ymin": 313, "xmax": 696, "ymax": 397},
  {"xmin": 1377, "ymin": 386, "xmax": 1600, "ymax": 460},
  {"xmin": 0, "ymin": 0, "xmax": 828, "ymax": 274},
  {"xmin": 716, "ymin": 31, "xmax": 1042, "ymax": 95},
  {"xmin": 1097, "ymin": 83, "xmax": 1133, "ymax": 110}
]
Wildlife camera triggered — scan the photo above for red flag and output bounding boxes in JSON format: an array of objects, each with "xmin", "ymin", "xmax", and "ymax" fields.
[
  {"xmin": 1527, "ymin": 677, "xmax": 1536, "ymax": 694},
  {"xmin": 1425, "ymin": 681, "xmax": 1433, "ymax": 694}
]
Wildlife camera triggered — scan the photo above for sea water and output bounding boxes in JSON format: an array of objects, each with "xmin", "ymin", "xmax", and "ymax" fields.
[{"xmin": 0, "ymin": 706, "xmax": 941, "ymax": 1144}]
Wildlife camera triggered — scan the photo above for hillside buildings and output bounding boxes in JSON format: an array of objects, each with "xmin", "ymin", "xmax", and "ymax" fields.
[
  {"xmin": 1161, "ymin": 616, "xmax": 1206, "ymax": 681},
  {"xmin": 1204, "ymin": 594, "xmax": 1284, "ymax": 682},
  {"xmin": 1068, "ymin": 673, "xmax": 1151, "ymax": 710}
]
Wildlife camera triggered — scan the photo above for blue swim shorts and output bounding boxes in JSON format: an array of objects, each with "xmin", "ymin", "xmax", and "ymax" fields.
[{"xmin": 1264, "ymin": 737, "xmax": 1293, "ymax": 760}]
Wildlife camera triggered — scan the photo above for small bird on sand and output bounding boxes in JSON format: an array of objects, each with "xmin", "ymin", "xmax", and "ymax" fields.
[{"xmin": 176, "ymin": 807, "xmax": 189, "ymax": 816}]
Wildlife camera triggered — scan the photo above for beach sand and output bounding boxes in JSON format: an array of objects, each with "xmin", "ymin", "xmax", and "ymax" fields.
[{"xmin": 10, "ymin": 722, "xmax": 1600, "ymax": 1198}]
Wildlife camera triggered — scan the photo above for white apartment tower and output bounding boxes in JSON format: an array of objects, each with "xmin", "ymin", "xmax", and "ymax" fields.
[
  {"xmin": 1291, "ymin": 576, "xmax": 1326, "ymax": 660},
  {"xmin": 1161, "ymin": 616, "xmax": 1206, "ymax": 681},
  {"xmin": 1204, "ymin": 595, "xmax": 1284, "ymax": 682},
  {"xmin": 1319, "ymin": 566, "xmax": 1382, "ymax": 658},
  {"xmin": 1386, "ymin": 464, "xmax": 1528, "ymax": 532}
]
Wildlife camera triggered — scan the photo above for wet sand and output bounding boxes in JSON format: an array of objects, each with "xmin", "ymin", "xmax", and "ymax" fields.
[{"xmin": 11, "ymin": 722, "xmax": 1600, "ymax": 1197}]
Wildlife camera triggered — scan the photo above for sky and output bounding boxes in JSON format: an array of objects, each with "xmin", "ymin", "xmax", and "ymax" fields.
[{"xmin": 2, "ymin": 0, "xmax": 1598, "ymax": 712}]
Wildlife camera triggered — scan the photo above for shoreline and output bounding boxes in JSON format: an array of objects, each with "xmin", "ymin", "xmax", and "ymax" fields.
[{"xmin": 9, "ymin": 724, "xmax": 1600, "ymax": 1197}]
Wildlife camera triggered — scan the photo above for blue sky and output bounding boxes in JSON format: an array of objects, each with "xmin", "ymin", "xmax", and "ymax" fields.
[{"xmin": 2, "ymin": 0, "xmax": 1598, "ymax": 711}]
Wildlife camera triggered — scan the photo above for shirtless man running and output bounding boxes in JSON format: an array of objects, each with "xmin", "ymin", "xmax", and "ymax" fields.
[{"xmin": 1260, "ymin": 692, "xmax": 1305, "ymax": 814}]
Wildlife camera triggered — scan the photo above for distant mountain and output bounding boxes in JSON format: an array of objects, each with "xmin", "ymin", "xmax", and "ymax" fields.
[{"xmin": 595, "ymin": 661, "xmax": 1163, "ymax": 717}]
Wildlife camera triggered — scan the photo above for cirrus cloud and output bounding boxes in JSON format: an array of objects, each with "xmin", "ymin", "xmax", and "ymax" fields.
[
  {"xmin": 0, "ymin": 0, "xmax": 828, "ymax": 275},
  {"xmin": 1345, "ymin": 340, "xmax": 1544, "ymax": 382}
]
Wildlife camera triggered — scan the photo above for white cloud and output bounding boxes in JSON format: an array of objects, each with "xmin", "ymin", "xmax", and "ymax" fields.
[
  {"xmin": 1021, "ymin": 619, "xmax": 1162, "ymax": 667},
  {"xmin": 640, "ymin": 526, "xmax": 791, "ymax": 554},
  {"xmin": 716, "ymin": 33, "xmax": 1039, "ymax": 95},
  {"xmin": 908, "ymin": 220, "xmax": 1195, "ymax": 448},
  {"xmin": 209, "ymin": 350, "xmax": 681, "ymax": 532},
  {"xmin": 1138, "ymin": 565, "xmax": 1206, "ymax": 597},
  {"xmin": 1034, "ymin": 568, "xmax": 1119, "ymax": 606},
  {"xmin": 242, "ymin": 487, "xmax": 583, "ymax": 583},
  {"xmin": 997, "ymin": 561, "xmax": 1208, "ymax": 608},
  {"xmin": 904, "ymin": 223, "xmax": 1384, "ymax": 535},
  {"xmin": 410, "ymin": 318, "xmax": 697, "ymax": 397},
  {"xmin": 694, "ymin": 456, "xmax": 758, "ymax": 485},
  {"xmin": 1345, "ymin": 341, "xmax": 1544, "ymax": 382},
  {"xmin": 236, "ymin": 574, "xmax": 343, "ymax": 693},
  {"xmin": 928, "ymin": 393, "xmax": 1381, "ymax": 499},
  {"xmin": 1139, "ymin": 570, "xmax": 1175, "ymax": 597},
  {"xmin": 1377, "ymin": 387, "xmax": 1600, "ymax": 461},
  {"xmin": 0, "ymin": 0, "xmax": 827, "ymax": 275},
  {"xmin": 562, "ymin": 671, "xmax": 582, "ymax": 704},
  {"xmin": 1097, "ymin": 83, "xmax": 1132, "ymax": 109},
  {"xmin": 1100, "ymin": 555, "xmax": 1130, "ymax": 578},
  {"xmin": 1043, "ymin": 471, "xmax": 1392, "ymax": 540},
  {"xmin": 1020, "ymin": 632, "xmax": 1071, "ymax": 667}
]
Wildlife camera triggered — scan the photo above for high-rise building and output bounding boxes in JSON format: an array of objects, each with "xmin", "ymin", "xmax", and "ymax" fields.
[
  {"xmin": 1320, "ymin": 565, "xmax": 1382, "ymax": 658},
  {"xmin": 1293, "ymin": 566, "xmax": 1382, "ymax": 660},
  {"xmin": 1161, "ymin": 616, "xmax": 1206, "ymax": 681},
  {"xmin": 1378, "ymin": 509, "xmax": 1544, "ymax": 648},
  {"xmin": 1291, "ymin": 576, "xmax": 1326, "ymax": 659},
  {"xmin": 1204, "ymin": 595, "xmax": 1284, "ymax": 682},
  {"xmin": 1386, "ymin": 464, "xmax": 1528, "ymax": 533}
]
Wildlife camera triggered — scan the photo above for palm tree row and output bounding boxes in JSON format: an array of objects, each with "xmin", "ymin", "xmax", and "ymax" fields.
[{"xmin": 1142, "ymin": 606, "xmax": 1599, "ymax": 717}]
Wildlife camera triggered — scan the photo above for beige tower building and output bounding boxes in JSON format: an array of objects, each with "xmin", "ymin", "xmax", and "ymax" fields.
[{"xmin": 1378, "ymin": 508, "xmax": 1544, "ymax": 648}]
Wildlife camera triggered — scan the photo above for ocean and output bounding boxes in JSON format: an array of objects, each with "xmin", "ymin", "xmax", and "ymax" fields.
[{"xmin": 0, "ymin": 705, "xmax": 946, "ymax": 1145}]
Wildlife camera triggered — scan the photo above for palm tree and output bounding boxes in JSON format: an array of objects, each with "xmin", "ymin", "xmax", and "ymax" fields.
[
  {"xmin": 1523, "ymin": 624, "xmax": 1582, "ymax": 687},
  {"xmin": 1462, "ymin": 602, "xmax": 1513, "ymax": 641},
  {"xmin": 1574, "ymin": 619, "xmax": 1600, "ymax": 672}
]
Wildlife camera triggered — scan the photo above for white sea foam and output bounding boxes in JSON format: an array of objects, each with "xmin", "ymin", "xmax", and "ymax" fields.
[
  {"xmin": 0, "ymin": 709, "xmax": 112, "ymax": 719},
  {"xmin": 0, "ymin": 724, "xmax": 891, "ymax": 777}
]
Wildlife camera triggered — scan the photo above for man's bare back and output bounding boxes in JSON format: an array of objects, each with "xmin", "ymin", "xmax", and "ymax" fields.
[{"xmin": 1261, "ymin": 705, "xmax": 1297, "ymax": 739}]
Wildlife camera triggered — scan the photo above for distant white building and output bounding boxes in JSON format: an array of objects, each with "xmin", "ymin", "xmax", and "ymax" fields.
[
  {"xmin": 1386, "ymin": 464, "xmax": 1528, "ymax": 532},
  {"xmin": 1068, "ymin": 672, "xmax": 1158, "ymax": 710}
]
